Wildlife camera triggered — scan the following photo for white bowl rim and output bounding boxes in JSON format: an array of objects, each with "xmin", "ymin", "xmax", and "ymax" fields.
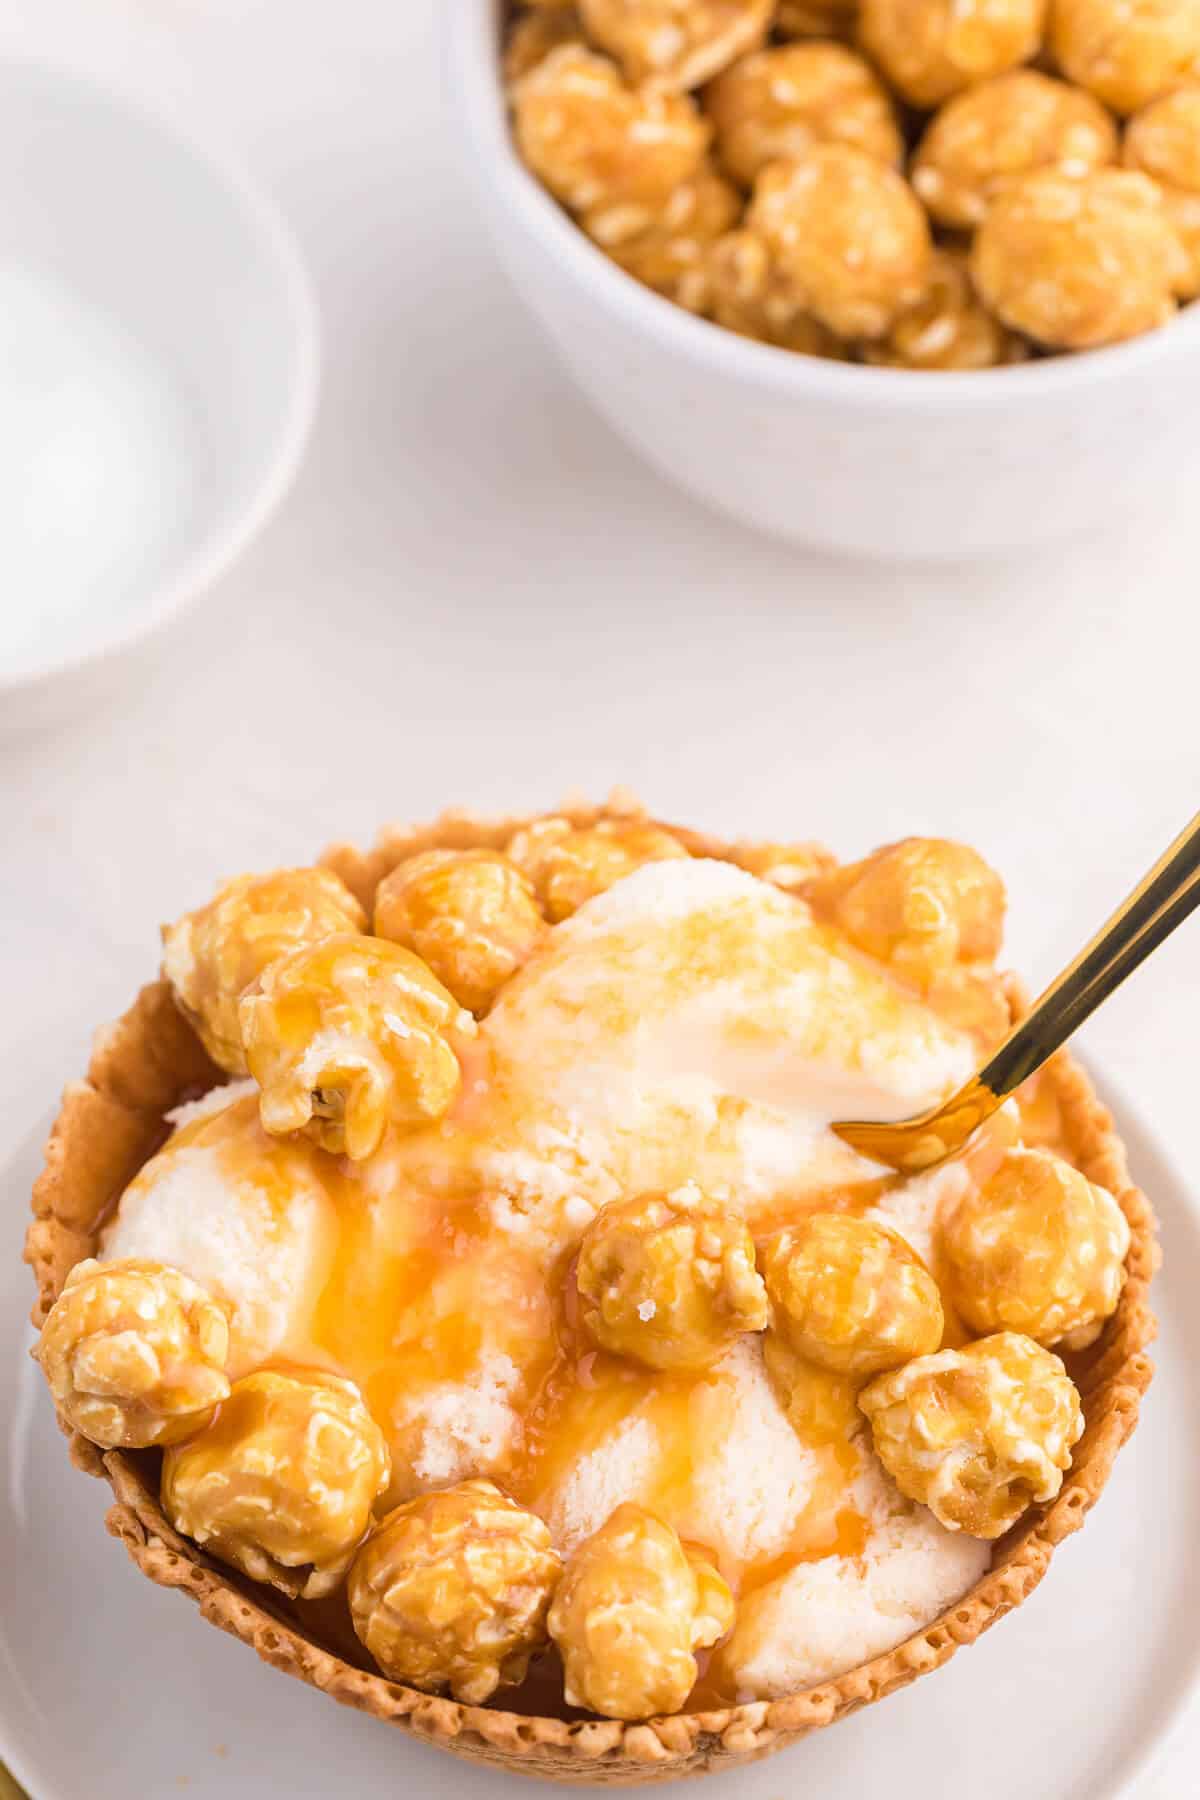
[
  {"xmin": 0, "ymin": 55, "xmax": 321, "ymax": 701},
  {"xmin": 445, "ymin": 0, "xmax": 1200, "ymax": 413}
]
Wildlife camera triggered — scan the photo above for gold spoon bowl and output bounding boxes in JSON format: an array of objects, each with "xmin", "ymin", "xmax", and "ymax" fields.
[{"xmin": 835, "ymin": 809, "xmax": 1200, "ymax": 1173}]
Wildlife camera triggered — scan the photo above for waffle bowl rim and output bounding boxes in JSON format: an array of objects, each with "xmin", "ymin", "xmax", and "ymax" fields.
[{"xmin": 23, "ymin": 796, "xmax": 1160, "ymax": 1785}]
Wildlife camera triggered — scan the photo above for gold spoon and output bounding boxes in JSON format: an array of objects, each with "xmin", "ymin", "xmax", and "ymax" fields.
[{"xmin": 833, "ymin": 809, "xmax": 1200, "ymax": 1175}]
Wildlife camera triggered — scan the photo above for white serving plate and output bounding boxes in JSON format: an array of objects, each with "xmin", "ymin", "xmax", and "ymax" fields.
[{"xmin": 2, "ymin": 1080, "xmax": 1196, "ymax": 1799}]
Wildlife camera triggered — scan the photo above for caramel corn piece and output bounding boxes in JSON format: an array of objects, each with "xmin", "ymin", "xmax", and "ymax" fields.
[
  {"xmin": 943, "ymin": 1147, "xmax": 1130, "ymax": 1349},
  {"xmin": 707, "ymin": 43, "xmax": 902, "ymax": 190},
  {"xmin": 348, "ymin": 1480, "xmax": 561, "ymax": 1703},
  {"xmin": 36, "ymin": 1257, "xmax": 230, "ymax": 1448},
  {"xmin": 860, "ymin": 1333, "xmax": 1084, "ymax": 1539},
  {"xmin": 548, "ymin": 1504, "xmax": 733, "ymax": 1718},
  {"xmin": 859, "ymin": 0, "xmax": 1048, "ymax": 109},
  {"xmin": 240, "ymin": 934, "xmax": 473, "ymax": 1160},
  {"xmin": 762, "ymin": 1213, "xmax": 944, "ymax": 1377},
  {"xmin": 162, "ymin": 867, "xmax": 366, "ymax": 1073},
  {"xmin": 507, "ymin": 816, "xmax": 689, "ymax": 921},
  {"xmin": 579, "ymin": 0, "xmax": 774, "ymax": 90},
  {"xmin": 1052, "ymin": 0, "xmax": 1200, "ymax": 115},
  {"xmin": 971, "ymin": 168, "xmax": 1187, "ymax": 349},
  {"xmin": 374, "ymin": 849, "xmax": 547, "ymax": 1014},
  {"xmin": 747, "ymin": 147, "xmax": 932, "ymax": 340},
  {"xmin": 1125, "ymin": 86, "xmax": 1200, "ymax": 297},
  {"xmin": 912, "ymin": 72, "xmax": 1118, "ymax": 231},
  {"xmin": 162, "ymin": 1367, "xmax": 390, "ymax": 1598},
  {"xmin": 513, "ymin": 44, "xmax": 710, "ymax": 239},
  {"xmin": 577, "ymin": 1184, "xmax": 768, "ymax": 1371},
  {"xmin": 808, "ymin": 837, "xmax": 1006, "ymax": 984},
  {"xmin": 862, "ymin": 249, "xmax": 1028, "ymax": 371}
]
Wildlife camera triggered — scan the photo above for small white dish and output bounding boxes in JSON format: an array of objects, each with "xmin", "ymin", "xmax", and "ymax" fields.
[
  {"xmin": 1, "ymin": 1075, "xmax": 1196, "ymax": 1798},
  {"xmin": 446, "ymin": 1, "xmax": 1200, "ymax": 559},
  {"xmin": 0, "ymin": 60, "xmax": 318, "ymax": 730}
]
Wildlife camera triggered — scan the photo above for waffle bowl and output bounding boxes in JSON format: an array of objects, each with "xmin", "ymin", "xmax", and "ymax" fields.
[{"xmin": 24, "ymin": 798, "xmax": 1160, "ymax": 1785}]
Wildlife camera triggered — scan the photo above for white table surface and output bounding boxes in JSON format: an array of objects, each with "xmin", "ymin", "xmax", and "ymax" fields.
[{"xmin": 0, "ymin": 2, "xmax": 1197, "ymax": 1793}]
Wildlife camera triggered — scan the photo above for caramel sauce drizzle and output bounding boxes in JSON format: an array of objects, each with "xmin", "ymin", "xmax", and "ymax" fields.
[{"xmin": 147, "ymin": 913, "xmax": 1075, "ymax": 1716}]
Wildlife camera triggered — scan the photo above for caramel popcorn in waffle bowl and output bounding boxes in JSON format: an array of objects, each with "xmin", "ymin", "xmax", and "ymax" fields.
[{"xmin": 25, "ymin": 796, "xmax": 1158, "ymax": 1785}]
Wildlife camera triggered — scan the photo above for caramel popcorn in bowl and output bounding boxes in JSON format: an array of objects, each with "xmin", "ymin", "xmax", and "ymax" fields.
[
  {"xmin": 512, "ymin": 44, "xmax": 710, "ymax": 240},
  {"xmin": 858, "ymin": 0, "xmax": 1048, "ymax": 108},
  {"xmin": 504, "ymin": 6, "xmax": 584, "ymax": 85},
  {"xmin": 602, "ymin": 163, "xmax": 740, "ymax": 310},
  {"xmin": 503, "ymin": 0, "xmax": 1200, "ymax": 367},
  {"xmin": 162, "ymin": 867, "xmax": 366, "ymax": 1073},
  {"xmin": 912, "ymin": 71, "xmax": 1118, "ymax": 230},
  {"xmin": 548, "ymin": 1504, "xmax": 734, "ymax": 1718},
  {"xmin": 747, "ymin": 144, "xmax": 932, "ymax": 339},
  {"xmin": 971, "ymin": 168, "xmax": 1188, "ymax": 348},
  {"xmin": 708, "ymin": 227, "xmax": 848, "ymax": 351},
  {"xmin": 762, "ymin": 1213, "xmax": 944, "ymax": 1376},
  {"xmin": 239, "ymin": 933, "xmax": 473, "ymax": 1160},
  {"xmin": 863, "ymin": 248, "xmax": 1029, "ymax": 369},
  {"xmin": 860, "ymin": 1333, "xmax": 1084, "ymax": 1538},
  {"xmin": 506, "ymin": 814, "xmax": 688, "ymax": 920},
  {"xmin": 776, "ymin": 0, "xmax": 859, "ymax": 37},
  {"xmin": 579, "ymin": 0, "xmax": 775, "ymax": 89},
  {"xmin": 374, "ymin": 848, "xmax": 548, "ymax": 1015},
  {"xmin": 348, "ymin": 1481, "xmax": 561, "ymax": 1703},
  {"xmin": 36, "ymin": 1257, "xmax": 230, "ymax": 1448},
  {"xmin": 1125, "ymin": 85, "xmax": 1200, "ymax": 297},
  {"xmin": 705, "ymin": 42, "xmax": 903, "ymax": 188},
  {"xmin": 161, "ymin": 1367, "xmax": 391, "ymax": 1597},
  {"xmin": 943, "ymin": 1147, "xmax": 1131, "ymax": 1348},
  {"xmin": 576, "ymin": 1183, "xmax": 769, "ymax": 1370},
  {"xmin": 1052, "ymin": 0, "xmax": 1200, "ymax": 114}
]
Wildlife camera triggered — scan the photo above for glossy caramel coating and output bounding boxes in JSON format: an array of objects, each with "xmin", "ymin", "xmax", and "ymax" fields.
[
  {"xmin": 971, "ymin": 168, "xmax": 1187, "ymax": 348},
  {"xmin": 601, "ymin": 164, "xmax": 741, "ymax": 311},
  {"xmin": 912, "ymin": 71, "xmax": 1118, "ymax": 230},
  {"xmin": 240, "ymin": 934, "xmax": 473, "ymax": 1160},
  {"xmin": 706, "ymin": 42, "xmax": 902, "ymax": 189},
  {"xmin": 577, "ymin": 1184, "xmax": 769, "ymax": 1370},
  {"xmin": 1052, "ymin": 0, "xmax": 1200, "ymax": 115},
  {"xmin": 860, "ymin": 1333, "xmax": 1084, "ymax": 1538},
  {"xmin": 747, "ymin": 146, "xmax": 932, "ymax": 339},
  {"xmin": 36, "ymin": 1257, "xmax": 230, "ymax": 1448},
  {"xmin": 548, "ymin": 1504, "xmax": 733, "ymax": 1718},
  {"xmin": 859, "ymin": 0, "xmax": 1047, "ymax": 108},
  {"xmin": 507, "ymin": 816, "xmax": 689, "ymax": 921},
  {"xmin": 375, "ymin": 849, "xmax": 548, "ymax": 1014},
  {"xmin": 762, "ymin": 1213, "xmax": 944, "ymax": 1377},
  {"xmin": 776, "ymin": 0, "xmax": 858, "ymax": 38},
  {"xmin": 942, "ymin": 1147, "xmax": 1130, "ymax": 1348},
  {"xmin": 504, "ymin": 6, "xmax": 584, "ymax": 86},
  {"xmin": 348, "ymin": 1480, "xmax": 561, "ymax": 1703},
  {"xmin": 708, "ymin": 228, "xmax": 848, "ymax": 353},
  {"xmin": 807, "ymin": 837, "xmax": 1005, "ymax": 988},
  {"xmin": 162, "ymin": 868, "xmax": 366, "ymax": 1073},
  {"xmin": 579, "ymin": 0, "xmax": 774, "ymax": 89},
  {"xmin": 513, "ymin": 44, "xmax": 711, "ymax": 243},
  {"xmin": 863, "ymin": 250, "xmax": 1029, "ymax": 370},
  {"xmin": 1125, "ymin": 85, "xmax": 1200, "ymax": 296},
  {"xmin": 162, "ymin": 1368, "xmax": 391, "ymax": 1597}
]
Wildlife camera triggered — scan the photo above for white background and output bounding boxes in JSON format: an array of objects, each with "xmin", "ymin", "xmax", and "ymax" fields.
[{"xmin": 0, "ymin": 2, "xmax": 1196, "ymax": 1793}]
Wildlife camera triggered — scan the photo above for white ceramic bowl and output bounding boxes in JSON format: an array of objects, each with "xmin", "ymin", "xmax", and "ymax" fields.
[
  {"xmin": 0, "ymin": 61, "xmax": 318, "ymax": 730},
  {"xmin": 446, "ymin": 1, "xmax": 1200, "ymax": 559}
]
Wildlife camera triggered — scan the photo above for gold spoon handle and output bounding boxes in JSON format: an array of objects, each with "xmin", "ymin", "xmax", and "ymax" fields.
[{"xmin": 980, "ymin": 808, "xmax": 1200, "ymax": 1101}]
